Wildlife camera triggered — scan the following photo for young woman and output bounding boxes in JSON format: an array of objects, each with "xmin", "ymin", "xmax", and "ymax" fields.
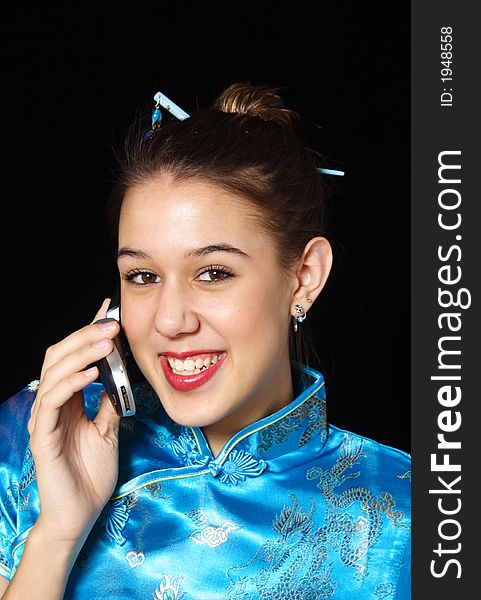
[{"xmin": 0, "ymin": 83, "xmax": 410, "ymax": 599}]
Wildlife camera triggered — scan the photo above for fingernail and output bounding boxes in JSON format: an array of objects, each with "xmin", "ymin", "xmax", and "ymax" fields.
[
  {"xmin": 95, "ymin": 318, "xmax": 118, "ymax": 332},
  {"xmin": 92, "ymin": 338, "xmax": 110, "ymax": 349},
  {"xmin": 84, "ymin": 366, "xmax": 98, "ymax": 378}
]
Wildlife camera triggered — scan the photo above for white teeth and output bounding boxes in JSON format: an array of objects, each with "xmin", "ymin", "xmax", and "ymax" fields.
[{"xmin": 167, "ymin": 353, "xmax": 223, "ymax": 375}]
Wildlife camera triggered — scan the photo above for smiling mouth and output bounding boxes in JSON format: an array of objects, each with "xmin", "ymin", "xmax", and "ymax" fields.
[
  {"xmin": 159, "ymin": 351, "xmax": 227, "ymax": 392},
  {"xmin": 166, "ymin": 352, "xmax": 224, "ymax": 375}
]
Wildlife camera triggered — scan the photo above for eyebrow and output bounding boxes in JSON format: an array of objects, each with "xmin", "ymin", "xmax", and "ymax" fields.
[{"xmin": 116, "ymin": 243, "xmax": 250, "ymax": 262}]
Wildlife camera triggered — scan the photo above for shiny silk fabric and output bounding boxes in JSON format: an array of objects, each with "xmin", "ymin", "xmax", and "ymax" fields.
[{"xmin": 0, "ymin": 364, "xmax": 411, "ymax": 599}]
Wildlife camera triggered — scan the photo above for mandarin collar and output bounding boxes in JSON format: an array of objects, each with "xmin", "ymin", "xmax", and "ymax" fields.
[
  {"xmin": 93, "ymin": 363, "xmax": 328, "ymax": 498},
  {"xmin": 133, "ymin": 363, "xmax": 327, "ymax": 465}
]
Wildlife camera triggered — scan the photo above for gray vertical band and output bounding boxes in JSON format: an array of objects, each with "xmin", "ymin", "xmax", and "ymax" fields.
[{"xmin": 412, "ymin": 1, "xmax": 478, "ymax": 596}]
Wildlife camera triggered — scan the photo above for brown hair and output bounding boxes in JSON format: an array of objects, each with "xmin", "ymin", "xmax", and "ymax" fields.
[{"xmin": 106, "ymin": 82, "xmax": 332, "ymax": 369}]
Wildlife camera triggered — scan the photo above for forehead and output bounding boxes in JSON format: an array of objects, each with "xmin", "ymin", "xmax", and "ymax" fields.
[{"xmin": 119, "ymin": 177, "xmax": 269, "ymax": 252}]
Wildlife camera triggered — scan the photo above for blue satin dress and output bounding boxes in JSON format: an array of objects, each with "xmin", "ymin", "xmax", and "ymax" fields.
[{"xmin": 0, "ymin": 364, "xmax": 410, "ymax": 599}]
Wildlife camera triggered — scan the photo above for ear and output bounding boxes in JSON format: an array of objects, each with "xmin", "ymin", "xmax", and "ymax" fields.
[{"xmin": 290, "ymin": 236, "xmax": 333, "ymax": 315}]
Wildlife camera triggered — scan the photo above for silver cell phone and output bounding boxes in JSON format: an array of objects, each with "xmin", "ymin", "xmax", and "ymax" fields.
[{"xmin": 94, "ymin": 292, "xmax": 136, "ymax": 417}]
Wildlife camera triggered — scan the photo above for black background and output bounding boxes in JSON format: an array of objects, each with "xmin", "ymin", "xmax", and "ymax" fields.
[{"xmin": 0, "ymin": 4, "xmax": 410, "ymax": 452}]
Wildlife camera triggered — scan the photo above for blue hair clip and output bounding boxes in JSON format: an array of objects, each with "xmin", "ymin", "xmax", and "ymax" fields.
[
  {"xmin": 151, "ymin": 91, "xmax": 190, "ymax": 128},
  {"xmin": 317, "ymin": 168, "xmax": 344, "ymax": 176},
  {"xmin": 149, "ymin": 91, "xmax": 345, "ymax": 178}
]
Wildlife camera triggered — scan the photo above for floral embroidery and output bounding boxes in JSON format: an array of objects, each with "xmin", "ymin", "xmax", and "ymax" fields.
[
  {"xmin": 374, "ymin": 582, "xmax": 394, "ymax": 598},
  {"xmin": 148, "ymin": 401, "xmax": 198, "ymax": 457},
  {"xmin": 97, "ymin": 492, "xmax": 139, "ymax": 546},
  {"xmin": 187, "ymin": 508, "xmax": 241, "ymax": 547},
  {"xmin": 397, "ymin": 470, "xmax": 411, "ymax": 480},
  {"xmin": 190, "ymin": 521, "xmax": 240, "ymax": 548},
  {"xmin": 126, "ymin": 550, "xmax": 145, "ymax": 568},
  {"xmin": 27, "ymin": 380, "xmax": 40, "ymax": 392},
  {"xmin": 172, "ymin": 433, "xmax": 209, "ymax": 467},
  {"xmin": 153, "ymin": 575, "xmax": 186, "ymax": 600},
  {"xmin": 153, "ymin": 431, "xmax": 170, "ymax": 449},
  {"xmin": 209, "ymin": 450, "xmax": 267, "ymax": 485}
]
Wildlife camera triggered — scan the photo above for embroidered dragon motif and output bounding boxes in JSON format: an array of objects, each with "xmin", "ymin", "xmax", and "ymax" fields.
[
  {"xmin": 307, "ymin": 434, "xmax": 408, "ymax": 578},
  {"xmin": 225, "ymin": 494, "xmax": 336, "ymax": 599},
  {"xmin": 257, "ymin": 395, "xmax": 327, "ymax": 454},
  {"xmin": 224, "ymin": 435, "xmax": 408, "ymax": 596}
]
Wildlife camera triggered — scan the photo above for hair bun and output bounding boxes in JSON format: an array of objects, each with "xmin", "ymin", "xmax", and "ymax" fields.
[{"xmin": 212, "ymin": 82, "xmax": 299, "ymax": 128}]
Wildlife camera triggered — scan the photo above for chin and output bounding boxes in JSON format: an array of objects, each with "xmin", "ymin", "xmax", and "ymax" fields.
[{"xmin": 161, "ymin": 401, "xmax": 228, "ymax": 429}]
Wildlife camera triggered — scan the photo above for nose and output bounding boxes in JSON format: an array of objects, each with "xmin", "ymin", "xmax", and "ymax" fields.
[{"xmin": 152, "ymin": 283, "xmax": 201, "ymax": 339}]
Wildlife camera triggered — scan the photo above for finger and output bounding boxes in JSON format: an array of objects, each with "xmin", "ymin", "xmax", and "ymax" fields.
[
  {"xmin": 39, "ymin": 298, "xmax": 111, "ymax": 381},
  {"xmin": 28, "ymin": 366, "xmax": 99, "ymax": 438},
  {"xmin": 40, "ymin": 311, "xmax": 118, "ymax": 381},
  {"xmin": 32, "ymin": 298, "xmax": 116, "ymax": 430},
  {"xmin": 91, "ymin": 298, "xmax": 112, "ymax": 324},
  {"xmin": 93, "ymin": 391, "xmax": 121, "ymax": 438},
  {"xmin": 31, "ymin": 334, "xmax": 116, "ymax": 431},
  {"xmin": 34, "ymin": 317, "xmax": 118, "ymax": 424},
  {"xmin": 41, "ymin": 336, "xmax": 115, "ymax": 391},
  {"xmin": 29, "ymin": 361, "xmax": 100, "ymax": 434}
]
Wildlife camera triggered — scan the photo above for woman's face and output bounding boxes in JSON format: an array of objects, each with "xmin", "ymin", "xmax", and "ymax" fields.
[{"xmin": 118, "ymin": 176, "xmax": 297, "ymax": 440}]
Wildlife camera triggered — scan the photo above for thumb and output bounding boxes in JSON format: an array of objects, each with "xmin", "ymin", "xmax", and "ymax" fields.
[{"xmin": 93, "ymin": 391, "xmax": 121, "ymax": 438}]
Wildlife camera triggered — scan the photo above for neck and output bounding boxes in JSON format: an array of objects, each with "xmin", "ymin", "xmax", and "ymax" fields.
[{"xmin": 201, "ymin": 362, "xmax": 295, "ymax": 458}]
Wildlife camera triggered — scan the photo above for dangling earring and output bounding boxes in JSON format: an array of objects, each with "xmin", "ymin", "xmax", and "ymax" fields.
[{"xmin": 292, "ymin": 304, "xmax": 306, "ymax": 333}]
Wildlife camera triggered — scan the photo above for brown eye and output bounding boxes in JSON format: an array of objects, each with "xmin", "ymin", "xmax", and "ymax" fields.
[
  {"xmin": 127, "ymin": 271, "xmax": 161, "ymax": 285},
  {"xmin": 140, "ymin": 272, "xmax": 159, "ymax": 284},
  {"xmin": 197, "ymin": 267, "xmax": 233, "ymax": 283}
]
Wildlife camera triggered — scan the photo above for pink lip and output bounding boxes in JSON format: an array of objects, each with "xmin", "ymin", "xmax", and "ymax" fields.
[{"xmin": 159, "ymin": 352, "xmax": 227, "ymax": 392}]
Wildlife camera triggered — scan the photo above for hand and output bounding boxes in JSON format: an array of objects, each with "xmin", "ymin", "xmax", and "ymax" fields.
[{"xmin": 27, "ymin": 299, "xmax": 122, "ymax": 548}]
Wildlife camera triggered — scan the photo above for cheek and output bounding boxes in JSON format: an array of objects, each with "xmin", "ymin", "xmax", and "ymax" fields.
[
  {"xmin": 207, "ymin": 279, "xmax": 271, "ymax": 329},
  {"xmin": 121, "ymin": 298, "xmax": 151, "ymax": 346},
  {"xmin": 211, "ymin": 277, "xmax": 289, "ymax": 349}
]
